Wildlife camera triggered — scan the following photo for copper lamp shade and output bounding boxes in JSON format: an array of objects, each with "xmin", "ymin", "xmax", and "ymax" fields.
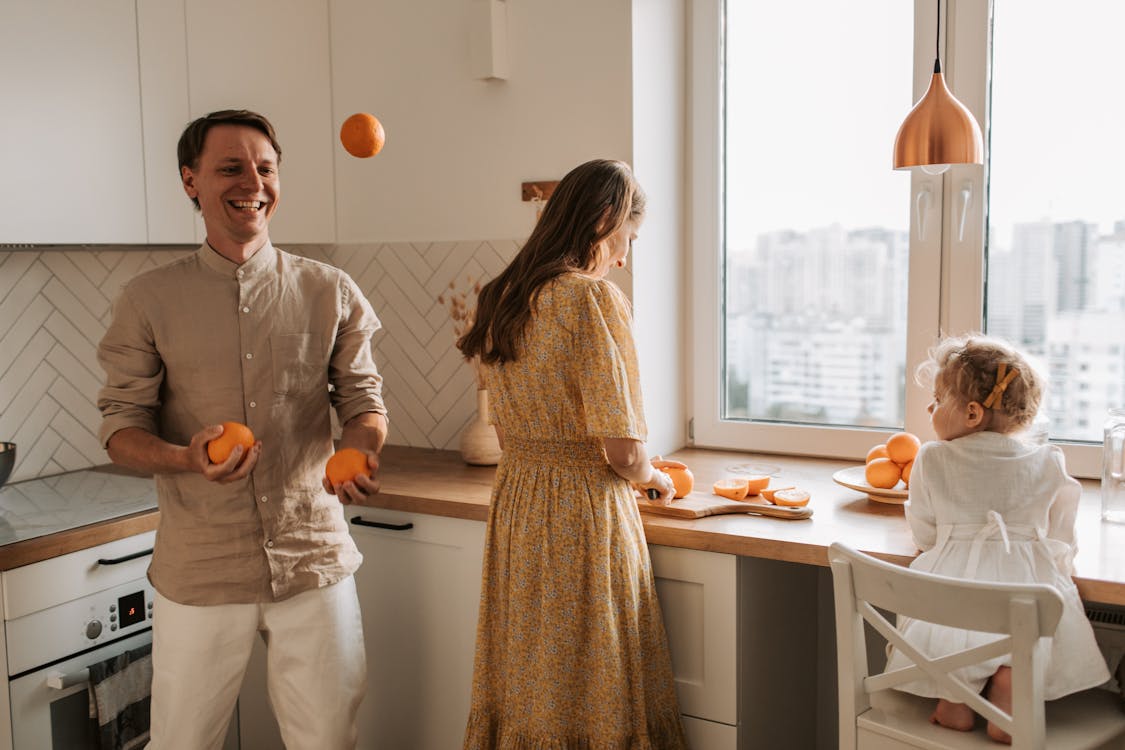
[{"xmin": 894, "ymin": 61, "xmax": 983, "ymax": 172}]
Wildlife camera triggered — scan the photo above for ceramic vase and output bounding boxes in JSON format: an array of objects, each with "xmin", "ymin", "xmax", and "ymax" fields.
[{"xmin": 460, "ymin": 389, "xmax": 502, "ymax": 465}]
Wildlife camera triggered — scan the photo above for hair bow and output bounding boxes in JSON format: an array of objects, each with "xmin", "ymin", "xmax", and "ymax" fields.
[{"xmin": 982, "ymin": 363, "xmax": 1019, "ymax": 409}]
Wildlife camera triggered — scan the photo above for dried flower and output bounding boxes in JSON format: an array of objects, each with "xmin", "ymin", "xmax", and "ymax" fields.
[{"xmin": 438, "ymin": 274, "xmax": 484, "ymax": 387}]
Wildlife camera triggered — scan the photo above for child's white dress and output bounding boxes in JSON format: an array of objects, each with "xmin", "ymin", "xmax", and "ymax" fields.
[{"xmin": 886, "ymin": 431, "xmax": 1109, "ymax": 700}]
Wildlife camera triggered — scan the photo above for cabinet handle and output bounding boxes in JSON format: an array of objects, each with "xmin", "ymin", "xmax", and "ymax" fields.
[
  {"xmin": 350, "ymin": 516, "xmax": 414, "ymax": 531},
  {"xmin": 96, "ymin": 548, "xmax": 154, "ymax": 566}
]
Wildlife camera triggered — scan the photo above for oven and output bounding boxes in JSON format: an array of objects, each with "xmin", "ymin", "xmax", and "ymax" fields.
[{"xmin": 3, "ymin": 532, "xmax": 155, "ymax": 749}]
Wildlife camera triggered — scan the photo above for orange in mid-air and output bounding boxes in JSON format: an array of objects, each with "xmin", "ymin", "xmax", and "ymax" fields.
[
  {"xmin": 886, "ymin": 432, "xmax": 921, "ymax": 465},
  {"xmin": 325, "ymin": 448, "xmax": 372, "ymax": 485},
  {"xmin": 658, "ymin": 465, "xmax": 694, "ymax": 499},
  {"xmin": 340, "ymin": 113, "xmax": 386, "ymax": 158},
  {"xmin": 206, "ymin": 421, "xmax": 255, "ymax": 464},
  {"xmin": 865, "ymin": 457, "xmax": 902, "ymax": 489}
]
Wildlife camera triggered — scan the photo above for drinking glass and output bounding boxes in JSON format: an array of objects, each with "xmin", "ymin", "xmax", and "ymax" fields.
[{"xmin": 1101, "ymin": 408, "xmax": 1125, "ymax": 523}]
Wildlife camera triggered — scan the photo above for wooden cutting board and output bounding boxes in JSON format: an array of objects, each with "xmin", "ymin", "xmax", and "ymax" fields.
[{"xmin": 637, "ymin": 493, "xmax": 813, "ymax": 520}]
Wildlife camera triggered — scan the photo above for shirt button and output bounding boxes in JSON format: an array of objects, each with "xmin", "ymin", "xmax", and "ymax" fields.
[
  {"xmin": 245, "ymin": 353, "xmax": 253, "ymax": 360},
  {"xmin": 266, "ymin": 539, "xmax": 274, "ymax": 548},
  {"xmin": 260, "ymin": 496, "xmax": 268, "ymax": 503},
  {"xmin": 242, "ymin": 306, "xmax": 250, "ymax": 313},
  {"xmin": 237, "ymin": 270, "xmax": 244, "ymax": 278},
  {"xmin": 249, "ymin": 401, "xmax": 257, "ymax": 408}
]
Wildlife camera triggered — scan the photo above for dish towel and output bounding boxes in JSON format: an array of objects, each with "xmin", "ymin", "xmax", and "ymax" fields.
[{"xmin": 87, "ymin": 642, "xmax": 153, "ymax": 750}]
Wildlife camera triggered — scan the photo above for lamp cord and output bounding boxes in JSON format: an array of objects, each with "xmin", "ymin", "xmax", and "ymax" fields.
[{"xmin": 934, "ymin": 0, "xmax": 942, "ymax": 74}]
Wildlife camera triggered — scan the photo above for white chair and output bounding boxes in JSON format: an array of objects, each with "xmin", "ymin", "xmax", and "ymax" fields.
[{"xmin": 828, "ymin": 542, "xmax": 1125, "ymax": 749}]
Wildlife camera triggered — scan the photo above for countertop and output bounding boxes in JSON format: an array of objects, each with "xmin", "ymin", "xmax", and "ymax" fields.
[{"xmin": 3, "ymin": 445, "xmax": 1124, "ymax": 607}]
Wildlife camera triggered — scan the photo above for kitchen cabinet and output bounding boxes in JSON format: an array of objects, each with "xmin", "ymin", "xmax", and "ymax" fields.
[
  {"xmin": 649, "ymin": 544, "xmax": 739, "ymax": 750},
  {"xmin": 138, "ymin": 0, "xmax": 338, "ymax": 245},
  {"xmin": 238, "ymin": 509, "xmax": 486, "ymax": 749},
  {"xmin": 0, "ymin": 0, "xmax": 148, "ymax": 244}
]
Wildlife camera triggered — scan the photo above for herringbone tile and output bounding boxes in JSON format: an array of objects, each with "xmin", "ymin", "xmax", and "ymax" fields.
[{"xmin": 0, "ymin": 239, "xmax": 520, "ymax": 481}]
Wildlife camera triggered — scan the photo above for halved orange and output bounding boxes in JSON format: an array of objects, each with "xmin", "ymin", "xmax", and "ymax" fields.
[
  {"xmin": 713, "ymin": 478, "xmax": 750, "ymax": 501},
  {"xmin": 760, "ymin": 485, "xmax": 796, "ymax": 503},
  {"xmin": 773, "ymin": 488, "xmax": 811, "ymax": 507},
  {"xmin": 744, "ymin": 475, "xmax": 770, "ymax": 495}
]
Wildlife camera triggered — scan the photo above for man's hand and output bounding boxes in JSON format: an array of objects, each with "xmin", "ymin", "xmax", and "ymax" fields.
[
  {"xmin": 322, "ymin": 450, "xmax": 381, "ymax": 504},
  {"xmin": 191, "ymin": 424, "xmax": 261, "ymax": 483}
]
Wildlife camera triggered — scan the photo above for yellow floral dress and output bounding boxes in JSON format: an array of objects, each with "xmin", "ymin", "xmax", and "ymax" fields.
[{"xmin": 463, "ymin": 274, "xmax": 688, "ymax": 750}]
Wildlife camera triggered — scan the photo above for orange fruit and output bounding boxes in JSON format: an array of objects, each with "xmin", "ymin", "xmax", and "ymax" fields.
[
  {"xmin": 901, "ymin": 459, "xmax": 914, "ymax": 488},
  {"xmin": 760, "ymin": 485, "xmax": 796, "ymax": 503},
  {"xmin": 866, "ymin": 444, "xmax": 890, "ymax": 463},
  {"xmin": 340, "ymin": 113, "xmax": 386, "ymax": 158},
  {"xmin": 659, "ymin": 465, "xmax": 694, "ymax": 499},
  {"xmin": 206, "ymin": 421, "xmax": 255, "ymax": 464},
  {"xmin": 773, "ymin": 488, "xmax": 811, "ymax": 507},
  {"xmin": 886, "ymin": 432, "xmax": 921, "ymax": 464},
  {"xmin": 713, "ymin": 478, "xmax": 750, "ymax": 501},
  {"xmin": 325, "ymin": 448, "xmax": 371, "ymax": 485},
  {"xmin": 745, "ymin": 475, "xmax": 770, "ymax": 495},
  {"xmin": 865, "ymin": 457, "xmax": 902, "ymax": 489}
]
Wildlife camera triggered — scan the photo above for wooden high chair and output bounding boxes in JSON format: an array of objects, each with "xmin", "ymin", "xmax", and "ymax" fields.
[{"xmin": 828, "ymin": 542, "xmax": 1125, "ymax": 749}]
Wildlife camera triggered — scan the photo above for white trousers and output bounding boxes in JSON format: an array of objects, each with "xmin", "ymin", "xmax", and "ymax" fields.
[{"xmin": 146, "ymin": 576, "xmax": 366, "ymax": 750}]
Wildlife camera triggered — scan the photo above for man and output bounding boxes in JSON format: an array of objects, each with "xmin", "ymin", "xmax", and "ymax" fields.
[{"xmin": 97, "ymin": 109, "xmax": 387, "ymax": 749}]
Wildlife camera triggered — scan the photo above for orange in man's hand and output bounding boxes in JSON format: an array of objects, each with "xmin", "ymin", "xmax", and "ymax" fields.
[
  {"xmin": 207, "ymin": 421, "xmax": 255, "ymax": 464},
  {"xmin": 326, "ymin": 448, "xmax": 372, "ymax": 485},
  {"xmin": 659, "ymin": 465, "xmax": 694, "ymax": 499},
  {"xmin": 886, "ymin": 432, "xmax": 921, "ymax": 465},
  {"xmin": 865, "ymin": 457, "xmax": 902, "ymax": 489},
  {"xmin": 340, "ymin": 113, "xmax": 386, "ymax": 158}
]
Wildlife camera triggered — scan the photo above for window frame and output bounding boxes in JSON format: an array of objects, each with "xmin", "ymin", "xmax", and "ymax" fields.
[{"xmin": 688, "ymin": 0, "xmax": 1101, "ymax": 477}]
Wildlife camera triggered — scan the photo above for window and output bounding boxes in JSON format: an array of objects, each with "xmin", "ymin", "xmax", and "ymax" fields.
[{"xmin": 691, "ymin": 0, "xmax": 1116, "ymax": 477}]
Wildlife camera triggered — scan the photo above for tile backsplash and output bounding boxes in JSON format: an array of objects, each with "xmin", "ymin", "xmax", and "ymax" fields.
[{"xmin": 0, "ymin": 240, "xmax": 518, "ymax": 483}]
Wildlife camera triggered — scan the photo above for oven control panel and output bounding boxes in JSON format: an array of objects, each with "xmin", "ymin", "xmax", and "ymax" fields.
[{"xmin": 6, "ymin": 577, "xmax": 156, "ymax": 677}]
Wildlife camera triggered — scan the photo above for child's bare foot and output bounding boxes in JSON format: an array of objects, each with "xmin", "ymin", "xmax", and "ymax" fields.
[
  {"xmin": 930, "ymin": 699, "xmax": 975, "ymax": 731},
  {"xmin": 985, "ymin": 666, "xmax": 1013, "ymax": 744}
]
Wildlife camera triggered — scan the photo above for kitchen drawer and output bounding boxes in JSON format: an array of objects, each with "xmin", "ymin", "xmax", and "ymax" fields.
[
  {"xmin": 682, "ymin": 714, "xmax": 738, "ymax": 750},
  {"xmin": 2, "ymin": 531, "xmax": 155, "ymax": 620},
  {"xmin": 650, "ymin": 545, "xmax": 738, "ymax": 726}
]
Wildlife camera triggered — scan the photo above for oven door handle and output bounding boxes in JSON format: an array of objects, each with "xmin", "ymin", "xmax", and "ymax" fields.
[
  {"xmin": 46, "ymin": 668, "xmax": 90, "ymax": 690},
  {"xmin": 96, "ymin": 548, "xmax": 154, "ymax": 566}
]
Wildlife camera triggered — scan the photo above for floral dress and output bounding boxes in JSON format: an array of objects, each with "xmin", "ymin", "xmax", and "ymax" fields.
[{"xmin": 463, "ymin": 274, "xmax": 688, "ymax": 750}]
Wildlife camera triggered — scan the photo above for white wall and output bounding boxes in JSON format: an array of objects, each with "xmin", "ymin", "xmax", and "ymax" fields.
[
  {"xmin": 330, "ymin": 0, "xmax": 635, "ymax": 243},
  {"xmin": 632, "ymin": 0, "xmax": 688, "ymax": 454}
]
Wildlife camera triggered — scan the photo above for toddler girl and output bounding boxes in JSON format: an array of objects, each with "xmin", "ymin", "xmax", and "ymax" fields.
[{"xmin": 885, "ymin": 333, "xmax": 1109, "ymax": 743}]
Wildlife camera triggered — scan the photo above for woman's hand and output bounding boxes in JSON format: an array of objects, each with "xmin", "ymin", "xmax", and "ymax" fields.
[{"xmin": 634, "ymin": 460, "xmax": 676, "ymax": 505}]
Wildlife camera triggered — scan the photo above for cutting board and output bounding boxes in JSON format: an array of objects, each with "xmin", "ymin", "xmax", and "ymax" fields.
[{"xmin": 637, "ymin": 493, "xmax": 813, "ymax": 520}]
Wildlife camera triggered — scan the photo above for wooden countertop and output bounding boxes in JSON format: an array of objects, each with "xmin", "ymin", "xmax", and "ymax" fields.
[{"xmin": 7, "ymin": 445, "xmax": 1124, "ymax": 607}]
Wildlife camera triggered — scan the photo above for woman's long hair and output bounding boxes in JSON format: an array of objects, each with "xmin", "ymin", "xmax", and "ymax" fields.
[{"xmin": 457, "ymin": 159, "xmax": 645, "ymax": 365}]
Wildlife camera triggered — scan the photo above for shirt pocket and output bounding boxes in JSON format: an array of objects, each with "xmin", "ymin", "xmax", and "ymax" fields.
[{"xmin": 271, "ymin": 333, "xmax": 323, "ymax": 396}]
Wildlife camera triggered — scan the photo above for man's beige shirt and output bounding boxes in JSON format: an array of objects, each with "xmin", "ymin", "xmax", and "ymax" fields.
[{"xmin": 97, "ymin": 243, "xmax": 386, "ymax": 605}]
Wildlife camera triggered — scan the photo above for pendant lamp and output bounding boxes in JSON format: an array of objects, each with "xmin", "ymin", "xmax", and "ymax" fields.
[{"xmin": 893, "ymin": 0, "xmax": 983, "ymax": 174}]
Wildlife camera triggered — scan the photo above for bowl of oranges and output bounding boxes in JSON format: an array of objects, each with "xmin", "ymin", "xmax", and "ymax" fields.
[{"xmin": 832, "ymin": 432, "xmax": 920, "ymax": 505}]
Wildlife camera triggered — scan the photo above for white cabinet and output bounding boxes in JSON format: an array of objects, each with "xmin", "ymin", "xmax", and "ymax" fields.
[
  {"xmin": 238, "ymin": 509, "xmax": 486, "ymax": 750},
  {"xmin": 649, "ymin": 544, "xmax": 739, "ymax": 750},
  {"xmin": 137, "ymin": 0, "xmax": 338, "ymax": 245},
  {"xmin": 0, "ymin": 0, "xmax": 148, "ymax": 244}
]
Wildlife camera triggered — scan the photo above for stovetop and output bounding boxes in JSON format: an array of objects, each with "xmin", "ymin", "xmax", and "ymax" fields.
[{"xmin": 0, "ymin": 466, "xmax": 157, "ymax": 547}]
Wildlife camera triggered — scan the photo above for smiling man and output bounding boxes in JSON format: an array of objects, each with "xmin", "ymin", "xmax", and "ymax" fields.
[{"xmin": 96, "ymin": 110, "xmax": 388, "ymax": 750}]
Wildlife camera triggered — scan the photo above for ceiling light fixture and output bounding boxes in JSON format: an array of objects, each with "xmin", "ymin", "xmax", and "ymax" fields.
[{"xmin": 893, "ymin": 0, "xmax": 983, "ymax": 174}]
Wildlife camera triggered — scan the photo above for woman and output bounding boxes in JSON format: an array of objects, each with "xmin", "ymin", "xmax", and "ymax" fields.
[{"xmin": 459, "ymin": 159, "xmax": 688, "ymax": 749}]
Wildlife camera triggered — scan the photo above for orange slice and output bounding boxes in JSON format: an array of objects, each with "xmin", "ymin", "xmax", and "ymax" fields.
[
  {"xmin": 760, "ymin": 485, "xmax": 796, "ymax": 503},
  {"xmin": 713, "ymin": 478, "xmax": 750, "ymax": 501},
  {"xmin": 744, "ymin": 475, "xmax": 770, "ymax": 495},
  {"xmin": 773, "ymin": 488, "xmax": 811, "ymax": 507}
]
